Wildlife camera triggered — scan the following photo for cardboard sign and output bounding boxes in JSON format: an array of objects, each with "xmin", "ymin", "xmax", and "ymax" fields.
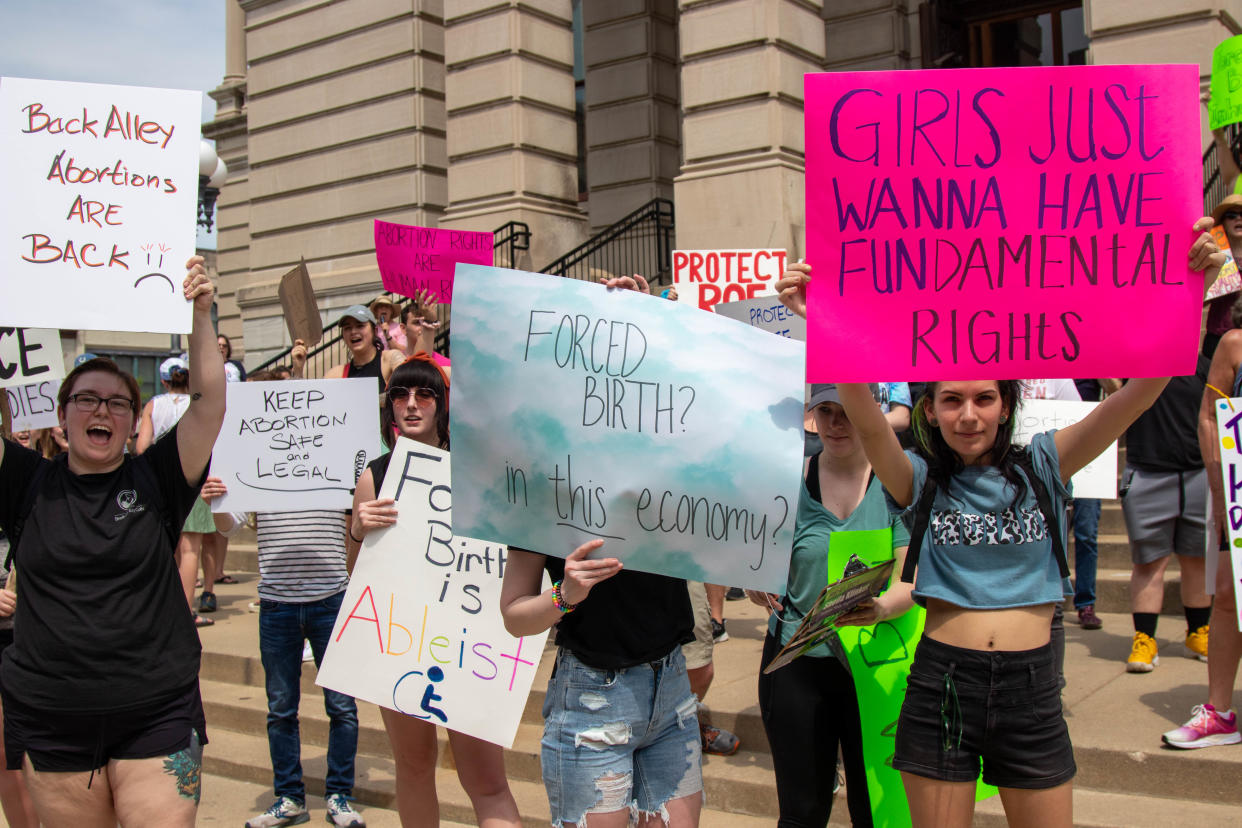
[
  {"xmin": 671, "ymin": 248, "xmax": 786, "ymax": 311},
  {"xmin": 209, "ymin": 379, "xmax": 381, "ymax": 512},
  {"xmin": 1012, "ymin": 399, "xmax": 1116, "ymax": 498},
  {"xmin": 0, "ymin": 328, "xmax": 64, "ymax": 390},
  {"xmin": 374, "ymin": 220, "xmax": 492, "ymax": 303},
  {"xmin": 1212, "ymin": 398, "xmax": 1242, "ymax": 631},
  {"xmin": 4, "ymin": 380, "xmax": 60, "ymax": 431},
  {"xmin": 804, "ymin": 65, "xmax": 1202, "ymax": 382},
  {"xmin": 448, "ymin": 263, "xmax": 806, "ymax": 593},
  {"xmin": 317, "ymin": 439, "xmax": 547, "ymax": 747},
  {"xmin": 278, "ymin": 260, "xmax": 322, "ymax": 347},
  {"xmin": 0, "ymin": 77, "xmax": 200, "ymax": 333},
  {"xmin": 714, "ymin": 294, "xmax": 807, "ymax": 340},
  {"xmin": 1210, "ymin": 35, "xmax": 1242, "ymax": 130}
]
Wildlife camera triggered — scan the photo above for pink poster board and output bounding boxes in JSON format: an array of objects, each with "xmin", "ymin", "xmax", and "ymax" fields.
[
  {"xmin": 374, "ymin": 220, "xmax": 493, "ymax": 303},
  {"xmin": 804, "ymin": 65, "xmax": 1202, "ymax": 382}
]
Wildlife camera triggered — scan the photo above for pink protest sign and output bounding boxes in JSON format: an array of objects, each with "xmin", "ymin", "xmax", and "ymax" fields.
[
  {"xmin": 804, "ymin": 65, "xmax": 1202, "ymax": 382},
  {"xmin": 373, "ymin": 220, "xmax": 493, "ymax": 303}
]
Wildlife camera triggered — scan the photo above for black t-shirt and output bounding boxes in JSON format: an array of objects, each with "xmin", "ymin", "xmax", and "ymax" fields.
[
  {"xmin": 0, "ymin": 426, "xmax": 204, "ymax": 713},
  {"xmin": 1124, "ymin": 354, "xmax": 1210, "ymax": 473},
  {"xmin": 344, "ymin": 350, "xmax": 383, "ymax": 381},
  {"xmin": 543, "ymin": 557, "xmax": 693, "ymax": 670}
]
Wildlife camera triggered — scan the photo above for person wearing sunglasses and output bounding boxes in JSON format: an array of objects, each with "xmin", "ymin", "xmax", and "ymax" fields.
[
  {"xmin": 0, "ymin": 258, "xmax": 224, "ymax": 827},
  {"xmin": 1203, "ymin": 194, "xmax": 1242, "ymax": 359},
  {"xmin": 347, "ymin": 354, "xmax": 520, "ymax": 828}
]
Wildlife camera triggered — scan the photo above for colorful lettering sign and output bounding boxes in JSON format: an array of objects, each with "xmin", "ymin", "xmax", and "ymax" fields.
[
  {"xmin": 713, "ymin": 294, "xmax": 807, "ymax": 340},
  {"xmin": 1210, "ymin": 35, "xmax": 1242, "ymax": 130},
  {"xmin": 0, "ymin": 77, "xmax": 200, "ymax": 333},
  {"xmin": 208, "ymin": 379, "xmax": 381, "ymax": 512},
  {"xmin": 1212, "ymin": 398, "xmax": 1242, "ymax": 631},
  {"xmin": 448, "ymin": 264, "xmax": 805, "ymax": 593},
  {"xmin": 671, "ymin": 249, "xmax": 786, "ymax": 311},
  {"xmin": 317, "ymin": 439, "xmax": 547, "ymax": 747},
  {"xmin": 1205, "ymin": 225, "xmax": 1240, "ymax": 302},
  {"xmin": 0, "ymin": 328, "xmax": 64, "ymax": 390},
  {"xmin": 804, "ymin": 65, "xmax": 1202, "ymax": 382},
  {"xmin": 4, "ymin": 379, "xmax": 60, "ymax": 431},
  {"xmin": 1013, "ymin": 399, "xmax": 1116, "ymax": 498},
  {"xmin": 374, "ymin": 220, "xmax": 493, "ymax": 303}
]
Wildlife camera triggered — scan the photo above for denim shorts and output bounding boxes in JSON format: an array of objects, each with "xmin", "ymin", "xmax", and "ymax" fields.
[
  {"xmin": 540, "ymin": 646, "xmax": 703, "ymax": 826},
  {"xmin": 893, "ymin": 637, "xmax": 1075, "ymax": 789}
]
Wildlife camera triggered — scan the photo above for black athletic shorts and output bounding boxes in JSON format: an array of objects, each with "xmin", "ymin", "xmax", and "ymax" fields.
[
  {"xmin": 893, "ymin": 636, "xmax": 1075, "ymax": 789},
  {"xmin": 2, "ymin": 681, "xmax": 208, "ymax": 773}
]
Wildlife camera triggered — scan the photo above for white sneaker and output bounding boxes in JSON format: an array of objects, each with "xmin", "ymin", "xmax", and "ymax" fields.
[
  {"xmin": 325, "ymin": 793, "xmax": 365, "ymax": 827},
  {"xmin": 246, "ymin": 796, "xmax": 309, "ymax": 828},
  {"xmin": 302, "ymin": 640, "xmax": 314, "ymax": 662}
]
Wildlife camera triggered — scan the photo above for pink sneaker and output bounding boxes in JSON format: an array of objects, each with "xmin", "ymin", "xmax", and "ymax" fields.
[{"xmin": 1162, "ymin": 703, "xmax": 1242, "ymax": 749}]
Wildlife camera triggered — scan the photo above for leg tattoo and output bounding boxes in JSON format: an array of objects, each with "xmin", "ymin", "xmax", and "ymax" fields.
[{"xmin": 163, "ymin": 730, "xmax": 203, "ymax": 804}]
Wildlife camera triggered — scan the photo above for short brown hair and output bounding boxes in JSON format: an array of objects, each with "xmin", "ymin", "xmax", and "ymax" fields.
[{"xmin": 57, "ymin": 358, "xmax": 142, "ymax": 417}]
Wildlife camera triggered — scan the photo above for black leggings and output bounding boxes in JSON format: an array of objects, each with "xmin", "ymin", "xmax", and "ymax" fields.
[{"xmin": 758, "ymin": 633, "xmax": 872, "ymax": 827}]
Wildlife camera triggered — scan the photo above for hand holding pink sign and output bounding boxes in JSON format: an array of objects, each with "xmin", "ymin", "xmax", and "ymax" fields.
[{"xmin": 374, "ymin": 220, "xmax": 493, "ymax": 303}]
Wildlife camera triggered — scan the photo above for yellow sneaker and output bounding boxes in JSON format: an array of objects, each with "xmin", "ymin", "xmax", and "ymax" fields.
[
  {"xmin": 1127, "ymin": 632, "xmax": 1159, "ymax": 673},
  {"xmin": 1185, "ymin": 624, "xmax": 1210, "ymax": 662}
]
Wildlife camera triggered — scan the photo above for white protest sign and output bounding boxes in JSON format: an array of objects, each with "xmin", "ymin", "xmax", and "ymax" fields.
[
  {"xmin": 209, "ymin": 379, "xmax": 381, "ymax": 512},
  {"xmin": 671, "ymin": 248, "xmax": 786, "ymax": 311},
  {"xmin": 0, "ymin": 328, "xmax": 64, "ymax": 390},
  {"xmin": 5, "ymin": 379, "xmax": 60, "ymax": 430},
  {"xmin": 0, "ymin": 77, "xmax": 200, "ymax": 333},
  {"xmin": 449, "ymin": 263, "xmax": 806, "ymax": 594},
  {"xmin": 714, "ymin": 294, "xmax": 806, "ymax": 341},
  {"xmin": 1012, "ymin": 399, "xmax": 1115, "ymax": 499},
  {"xmin": 318, "ymin": 439, "xmax": 547, "ymax": 747},
  {"xmin": 1214, "ymin": 398, "xmax": 1242, "ymax": 631}
]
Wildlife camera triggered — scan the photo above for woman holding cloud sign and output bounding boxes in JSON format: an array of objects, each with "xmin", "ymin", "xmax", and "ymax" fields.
[
  {"xmin": 349, "ymin": 354, "xmax": 521, "ymax": 828},
  {"xmin": 0, "ymin": 257, "xmax": 224, "ymax": 828},
  {"xmin": 775, "ymin": 219, "xmax": 1223, "ymax": 828}
]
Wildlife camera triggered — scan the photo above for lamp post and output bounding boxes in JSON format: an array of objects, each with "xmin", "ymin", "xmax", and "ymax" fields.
[{"xmin": 197, "ymin": 139, "xmax": 228, "ymax": 232}]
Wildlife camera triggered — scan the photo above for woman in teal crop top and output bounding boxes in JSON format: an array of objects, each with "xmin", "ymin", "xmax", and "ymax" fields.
[{"xmin": 775, "ymin": 220, "xmax": 1223, "ymax": 828}]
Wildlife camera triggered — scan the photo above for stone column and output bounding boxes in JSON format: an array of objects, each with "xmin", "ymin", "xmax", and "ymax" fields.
[
  {"xmin": 821, "ymin": 1, "xmax": 920, "ymax": 71},
  {"xmin": 583, "ymin": 0, "xmax": 680, "ymax": 232},
  {"xmin": 673, "ymin": 0, "xmax": 826, "ymax": 255},
  {"xmin": 440, "ymin": 0, "xmax": 586, "ymax": 270}
]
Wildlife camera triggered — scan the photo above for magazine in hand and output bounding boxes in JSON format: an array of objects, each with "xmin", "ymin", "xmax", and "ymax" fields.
[{"xmin": 762, "ymin": 557, "xmax": 896, "ymax": 675}]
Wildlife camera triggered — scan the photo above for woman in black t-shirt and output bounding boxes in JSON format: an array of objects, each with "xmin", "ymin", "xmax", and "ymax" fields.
[{"xmin": 0, "ymin": 258, "xmax": 224, "ymax": 827}]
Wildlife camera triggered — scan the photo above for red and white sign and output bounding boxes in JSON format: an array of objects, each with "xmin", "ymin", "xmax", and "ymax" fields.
[{"xmin": 671, "ymin": 248, "xmax": 787, "ymax": 311}]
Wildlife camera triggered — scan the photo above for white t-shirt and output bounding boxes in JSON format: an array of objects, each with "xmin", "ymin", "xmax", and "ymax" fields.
[{"xmin": 1021, "ymin": 379, "xmax": 1081, "ymax": 402}]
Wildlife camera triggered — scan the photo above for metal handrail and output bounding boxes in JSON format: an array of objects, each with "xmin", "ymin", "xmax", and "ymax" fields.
[
  {"xmin": 539, "ymin": 198, "xmax": 675, "ymax": 286},
  {"xmin": 1204, "ymin": 123, "xmax": 1242, "ymax": 212}
]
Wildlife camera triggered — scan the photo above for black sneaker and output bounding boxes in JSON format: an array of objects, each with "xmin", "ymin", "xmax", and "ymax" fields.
[
  {"xmin": 725, "ymin": 587, "xmax": 746, "ymax": 601},
  {"xmin": 198, "ymin": 591, "xmax": 217, "ymax": 613},
  {"xmin": 711, "ymin": 618, "xmax": 728, "ymax": 643}
]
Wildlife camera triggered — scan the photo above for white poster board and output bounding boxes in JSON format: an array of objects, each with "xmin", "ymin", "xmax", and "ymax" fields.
[
  {"xmin": 5, "ymin": 379, "xmax": 60, "ymax": 430},
  {"xmin": 1214, "ymin": 398, "xmax": 1242, "ymax": 631},
  {"xmin": 714, "ymin": 294, "xmax": 807, "ymax": 341},
  {"xmin": 209, "ymin": 379, "xmax": 381, "ymax": 512},
  {"xmin": 0, "ymin": 77, "xmax": 200, "ymax": 333},
  {"xmin": 318, "ymin": 439, "xmax": 547, "ymax": 747},
  {"xmin": 0, "ymin": 328, "xmax": 64, "ymax": 389},
  {"xmin": 1012, "ymin": 399, "xmax": 1116, "ymax": 499},
  {"xmin": 671, "ymin": 248, "xmax": 786, "ymax": 311}
]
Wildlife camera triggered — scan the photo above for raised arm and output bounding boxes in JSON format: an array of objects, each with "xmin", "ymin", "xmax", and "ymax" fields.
[
  {"xmin": 176, "ymin": 257, "xmax": 227, "ymax": 484},
  {"xmin": 838, "ymin": 383, "xmax": 916, "ymax": 507},
  {"xmin": 135, "ymin": 399, "xmax": 156, "ymax": 454},
  {"xmin": 1200, "ymin": 330, "xmax": 1242, "ymax": 533}
]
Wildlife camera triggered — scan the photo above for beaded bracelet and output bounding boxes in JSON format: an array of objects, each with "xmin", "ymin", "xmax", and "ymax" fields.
[{"xmin": 551, "ymin": 579, "xmax": 578, "ymax": 613}]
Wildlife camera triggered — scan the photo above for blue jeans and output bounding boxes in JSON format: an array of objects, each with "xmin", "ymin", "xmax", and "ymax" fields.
[
  {"xmin": 259, "ymin": 592, "xmax": 358, "ymax": 800},
  {"xmin": 1071, "ymin": 498, "xmax": 1100, "ymax": 609}
]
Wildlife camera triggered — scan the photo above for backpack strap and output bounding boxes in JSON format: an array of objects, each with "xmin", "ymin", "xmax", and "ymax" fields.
[
  {"xmin": 1013, "ymin": 450, "xmax": 1071, "ymax": 580},
  {"xmin": 901, "ymin": 474, "xmax": 938, "ymax": 584},
  {"xmin": 6, "ymin": 460, "xmax": 52, "ymax": 572}
]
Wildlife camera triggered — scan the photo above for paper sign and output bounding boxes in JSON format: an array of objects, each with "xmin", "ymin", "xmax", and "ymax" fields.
[
  {"xmin": 4, "ymin": 380, "xmax": 60, "ymax": 431},
  {"xmin": 278, "ymin": 260, "xmax": 322, "ymax": 347},
  {"xmin": 1213, "ymin": 399, "xmax": 1242, "ymax": 631},
  {"xmin": 1012, "ymin": 399, "xmax": 1116, "ymax": 498},
  {"xmin": 209, "ymin": 379, "xmax": 381, "ymax": 512},
  {"xmin": 671, "ymin": 249, "xmax": 786, "ymax": 311},
  {"xmin": 0, "ymin": 77, "xmax": 200, "ymax": 333},
  {"xmin": 1210, "ymin": 36, "xmax": 1242, "ymax": 130},
  {"xmin": 317, "ymin": 439, "xmax": 547, "ymax": 747},
  {"xmin": 805, "ymin": 65, "xmax": 1202, "ymax": 382},
  {"xmin": 0, "ymin": 328, "xmax": 64, "ymax": 390},
  {"xmin": 449, "ymin": 263, "xmax": 806, "ymax": 593},
  {"xmin": 1205, "ymin": 225, "xmax": 1241, "ymax": 302},
  {"xmin": 713, "ymin": 294, "xmax": 807, "ymax": 340},
  {"xmin": 374, "ymin": 220, "xmax": 492, "ymax": 303}
]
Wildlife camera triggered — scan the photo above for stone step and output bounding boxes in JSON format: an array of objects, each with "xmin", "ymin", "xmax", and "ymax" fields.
[
  {"xmin": 1093, "ymin": 567, "xmax": 1187, "ymax": 616},
  {"xmin": 197, "ymin": 772, "xmax": 426, "ymax": 827}
]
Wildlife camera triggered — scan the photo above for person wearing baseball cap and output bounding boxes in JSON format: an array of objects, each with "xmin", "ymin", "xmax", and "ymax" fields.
[{"xmin": 326, "ymin": 305, "xmax": 403, "ymax": 389}]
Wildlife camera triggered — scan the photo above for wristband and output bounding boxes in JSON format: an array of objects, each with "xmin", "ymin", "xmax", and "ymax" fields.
[
  {"xmin": 348, "ymin": 526, "xmax": 364, "ymax": 544},
  {"xmin": 551, "ymin": 579, "xmax": 578, "ymax": 613}
]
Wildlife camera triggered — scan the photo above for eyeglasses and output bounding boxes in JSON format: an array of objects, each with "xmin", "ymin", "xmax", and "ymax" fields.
[
  {"xmin": 1224, "ymin": 211, "xmax": 1242, "ymax": 221},
  {"xmin": 388, "ymin": 386, "xmax": 438, "ymax": 407},
  {"xmin": 68, "ymin": 392, "xmax": 134, "ymax": 416}
]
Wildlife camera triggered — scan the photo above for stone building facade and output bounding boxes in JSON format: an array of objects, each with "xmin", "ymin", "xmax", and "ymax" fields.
[{"xmin": 203, "ymin": 0, "xmax": 1242, "ymax": 369}]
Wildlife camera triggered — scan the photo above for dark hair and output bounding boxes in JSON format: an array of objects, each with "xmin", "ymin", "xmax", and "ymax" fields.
[
  {"xmin": 910, "ymin": 380, "xmax": 1028, "ymax": 504},
  {"xmin": 165, "ymin": 367, "xmax": 189, "ymax": 392},
  {"xmin": 1231, "ymin": 293, "xmax": 1242, "ymax": 329},
  {"xmin": 217, "ymin": 333, "xmax": 232, "ymax": 359},
  {"xmin": 381, "ymin": 357, "xmax": 449, "ymax": 450},
  {"xmin": 400, "ymin": 302, "xmax": 432, "ymax": 325},
  {"xmin": 57, "ymin": 357, "xmax": 142, "ymax": 417},
  {"xmin": 247, "ymin": 369, "xmax": 279, "ymax": 382}
]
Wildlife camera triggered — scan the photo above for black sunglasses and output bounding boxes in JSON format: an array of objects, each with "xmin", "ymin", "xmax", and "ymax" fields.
[{"xmin": 387, "ymin": 386, "xmax": 438, "ymax": 406}]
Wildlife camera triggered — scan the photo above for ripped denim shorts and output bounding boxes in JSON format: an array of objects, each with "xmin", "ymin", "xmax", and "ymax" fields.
[{"xmin": 540, "ymin": 646, "xmax": 703, "ymax": 826}]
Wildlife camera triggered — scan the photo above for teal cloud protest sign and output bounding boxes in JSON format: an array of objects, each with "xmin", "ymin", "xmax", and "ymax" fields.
[{"xmin": 449, "ymin": 264, "xmax": 806, "ymax": 593}]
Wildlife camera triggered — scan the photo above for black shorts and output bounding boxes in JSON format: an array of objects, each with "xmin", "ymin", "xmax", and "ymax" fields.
[
  {"xmin": 3, "ymin": 682, "xmax": 208, "ymax": 773},
  {"xmin": 893, "ymin": 636, "xmax": 1075, "ymax": 790}
]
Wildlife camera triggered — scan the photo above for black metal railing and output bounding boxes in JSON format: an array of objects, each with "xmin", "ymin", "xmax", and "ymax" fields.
[
  {"xmin": 1204, "ymin": 123, "xmax": 1242, "ymax": 213},
  {"xmin": 253, "ymin": 220, "xmax": 530, "ymax": 376},
  {"xmin": 540, "ymin": 198, "xmax": 675, "ymax": 287}
]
